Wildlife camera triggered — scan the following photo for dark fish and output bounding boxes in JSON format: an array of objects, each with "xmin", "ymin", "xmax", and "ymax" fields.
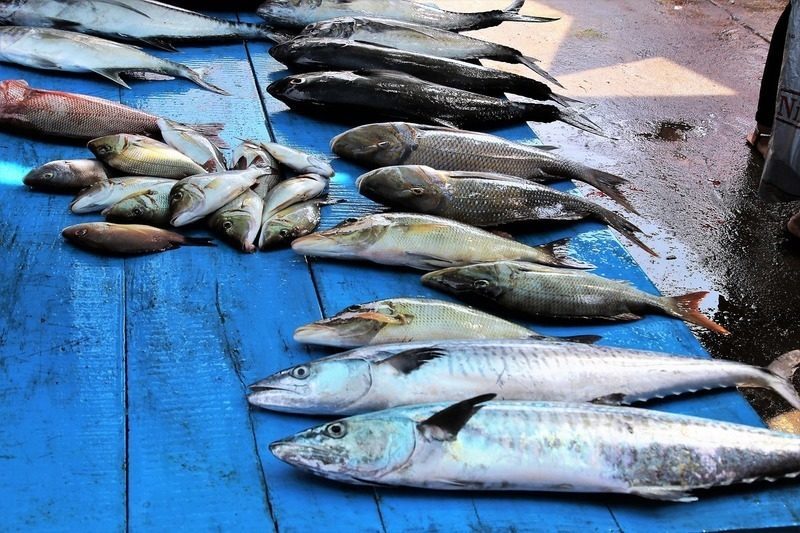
[
  {"xmin": 62, "ymin": 222, "xmax": 213, "ymax": 255},
  {"xmin": 266, "ymin": 70, "xmax": 603, "ymax": 135},
  {"xmin": 23, "ymin": 159, "xmax": 108, "ymax": 191}
]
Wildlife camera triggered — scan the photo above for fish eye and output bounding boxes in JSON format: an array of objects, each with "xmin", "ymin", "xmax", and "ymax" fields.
[
  {"xmin": 76, "ymin": 228, "xmax": 88, "ymax": 237},
  {"xmin": 279, "ymin": 229, "xmax": 290, "ymax": 238},
  {"xmin": 410, "ymin": 187, "xmax": 425, "ymax": 196},
  {"xmin": 132, "ymin": 207, "xmax": 142, "ymax": 216},
  {"xmin": 376, "ymin": 141, "xmax": 390, "ymax": 149},
  {"xmin": 473, "ymin": 279, "xmax": 491, "ymax": 290},
  {"xmin": 345, "ymin": 305, "xmax": 361, "ymax": 312},
  {"xmin": 289, "ymin": 78, "xmax": 304, "ymax": 85},
  {"xmin": 344, "ymin": 217, "xmax": 358, "ymax": 224},
  {"xmin": 324, "ymin": 422, "xmax": 347, "ymax": 439},
  {"xmin": 223, "ymin": 221, "xmax": 233, "ymax": 230},
  {"xmin": 42, "ymin": 172, "xmax": 54, "ymax": 180},
  {"xmin": 290, "ymin": 365, "xmax": 310, "ymax": 380},
  {"xmin": 97, "ymin": 145, "xmax": 111, "ymax": 154},
  {"xmin": 172, "ymin": 191, "xmax": 183, "ymax": 201}
]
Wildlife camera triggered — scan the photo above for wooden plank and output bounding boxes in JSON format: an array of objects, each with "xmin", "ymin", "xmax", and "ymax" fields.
[{"xmin": 0, "ymin": 70, "xmax": 126, "ymax": 530}]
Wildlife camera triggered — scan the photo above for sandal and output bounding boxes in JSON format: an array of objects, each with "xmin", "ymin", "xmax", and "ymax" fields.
[{"xmin": 746, "ymin": 124, "xmax": 771, "ymax": 158}]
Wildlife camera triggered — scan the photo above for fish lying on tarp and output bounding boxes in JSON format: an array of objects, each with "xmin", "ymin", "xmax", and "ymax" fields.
[
  {"xmin": 158, "ymin": 118, "xmax": 227, "ymax": 172},
  {"xmin": 70, "ymin": 176, "xmax": 173, "ymax": 214},
  {"xmin": 23, "ymin": 159, "xmax": 109, "ymax": 192},
  {"xmin": 103, "ymin": 181, "xmax": 175, "ymax": 227},
  {"xmin": 208, "ymin": 190, "xmax": 264, "ymax": 253},
  {"xmin": 169, "ymin": 167, "xmax": 265, "ymax": 227},
  {"xmin": 62, "ymin": 222, "xmax": 213, "ymax": 255}
]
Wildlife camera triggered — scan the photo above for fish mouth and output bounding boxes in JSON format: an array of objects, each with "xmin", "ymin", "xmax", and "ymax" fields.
[
  {"xmin": 269, "ymin": 440, "xmax": 345, "ymax": 475},
  {"xmin": 170, "ymin": 210, "xmax": 199, "ymax": 227},
  {"xmin": 291, "ymin": 233, "xmax": 340, "ymax": 256},
  {"xmin": 420, "ymin": 269, "xmax": 474, "ymax": 292},
  {"xmin": 293, "ymin": 324, "xmax": 336, "ymax": 344}
]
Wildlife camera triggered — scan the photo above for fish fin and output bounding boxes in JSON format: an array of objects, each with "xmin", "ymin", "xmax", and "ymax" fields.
[
  {"xmin": 186, "ymin": 123, "xmax": 228, "ymax": 149},
  {"xmin": 628, "ymin": 487, "xmax": 698, "ymax": 503},
  {"xmin": 579, "ymin": 167, "xmax": 637, "ymax": 214},
  {"xmin": 536, "ymin": 237, "xmax": 595, "ymax": 269},
  {"xmin": 535, "ymin": 144, "xmax": 560, "ymax": 151},
  {"xmin": 355, "ymin": 311, "xmax": 408, "ymax": 325},
  {"xmin": 590, "ymin": 393, "xmax": 626, "ymax": 406},
  {"xmin": 763, "ymin": 350, "xmax": 800, "ymax": 410},
  {"xmin": 404, "ymin": 251, "xmax": 456, "ymax": 270},
  {"xmin": 174, "ymin": 64, "xmax": 230, "ymax": 96},
  {"xmin": 417, "ymin": 394, "xmax": 496, "ymax": 442},
  {"xmin": 180, "ymin": 236, "xmax": 215, "ymax": 247},
  {"xmin": 668, "ymin": 292, "xmax": 729, "ymax": 335},
  {"xmin": 378, "ymin": 347, "xmax": 446, "ymax": 374},
  {"xmin": 90, "ymin": 69, "xmax": 131, "ymax": 89},
  {"xmin": 609, "ymin": 313, "xmax": 642, "ymax": 321},
  {"xmin": 137, "ymin": 38, "xmax": 179, "ymax": 52},
  {"xmin": 516, "ymin": 54, "xmax": 564, "ymax": 88},
  {"xmin": 556, "ymin": 107, "xmax": 609, "ymax": 137},
  {"xmin": 500, "ymin": 0, "xmax": 560, "ymax": 23},
  {"xmin": 428, "ymin": 117, "xmax": 460, "ymax": 129},
  {"xmin": 92, "ymin": 0, "xmax": 152, "ymax": 18},
  {"xmin": 550, "ymin": 92, "xmax": 583, "ymax": 107},
  {"xmin": 594, "ymin": 208, "xmax": 656, "ymax": 255},
  {"xmin": 558, "ymin": 334, "xmax": 602, "ymax": 344},
  {"xmin": 489, "ymin": 229, "xmax": 515, "ymax": 240}
]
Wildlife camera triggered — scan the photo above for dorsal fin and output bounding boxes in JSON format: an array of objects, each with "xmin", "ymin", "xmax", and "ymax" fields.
[
  {"xmin": 417, "ymin": 394, "xmax": 496, "ymax": 441},
  {"xmin": 378, "ymin": 347, "xmax": 445, "ymax": 374}
]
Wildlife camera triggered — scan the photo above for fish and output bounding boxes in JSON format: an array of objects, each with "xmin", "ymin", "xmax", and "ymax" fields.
[
  {"xmin": 293, "ymin": 298, "xmax": 598, "ymax": 348},
  {"xmin": 421, "ymin": 260, "xmax": 729, "ymax": 334},
  {"xmin": 269, "ymin": 38, "xmax": 571, "ymax": 105},
  {"xmin": 170, "ymin": 167, "xmax": 264, "ymax": 227},
  {"xmin": 258, "ymin": 199, "xmax": 327, "ymax": 249},
  {"xmin": 70, "ymin": 176, "xmax": 173, "ymax": 214},
  {"xmin": 356, "ymin": 166, "xmax": 654, "ymax": 256},
  {"xmin": 270, "ymin": 394, "xmax": 800, "ymax": 501},
  {"xmin": 257, "ymin": 0, "xmax": 558, "ymax": 31},
  {"xmin": 23, "ymin": 159, "xmax": 109, "ymax": 191},
  {"xmin": 258, "ymin": 174, "xmax": 329, "ymax": 248},
  {"xmin": 0, "ymin": 27, "xmax": 228, "ymax": 94},
  {"xmin": 102, "ymin": 181, "xmax": 174, "ymax": 227},
  {"xmin": 88, "ymin": 134, "xmax": 207, "ymax": 178},
  {"xmin": 249, "ymin": 340, "xmax": 800, "ymax": 415},
  {"xmin": 266, "ymin": 70, "xmax": 604, "ymax": 135},
  {"xmin": 260, "ymin": 142, "xmax": 335, "ymax": 178},
  {"xmin": 291, "ymin": 212, "xmax": 591, "ymax": 271},
  {"xmin": 297, "ymin": 16, "xmax": 560, "ymax": 87},
  {"xmin": 0, "ymin": 0, "xmax": 280, "ymax": 50},
  {"xmin": 230, "ymin": 140, "xmax": 282, "ymax": 199},
  {"xmin": 62, "ymin": 221, "xmax": 213, "ymax": 255},
  {"xmin": 208, "ymin": 189, "xmax": 264, "ymax": 253},
  {"xmin": 330, "ymin": 122, "xmax": 633, "ymax": 212},
  {"xmin": 157, "ymin": 118, "xmax": 227, "ymax": 172}
]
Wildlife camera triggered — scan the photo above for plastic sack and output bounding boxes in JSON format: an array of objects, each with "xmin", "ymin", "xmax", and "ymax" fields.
[{"xmin": 760, "ymin": 0, "xmax": 800, "ymax": 202}]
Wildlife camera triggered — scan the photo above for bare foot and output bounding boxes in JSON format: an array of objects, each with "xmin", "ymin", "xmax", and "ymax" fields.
[
  {"xmin": 789, "ymin": 211, "xmax": 800, "ymax": 239},
  {"xmin": 746, "ymin": 124, "xmax": 771, "ymax": 158}
]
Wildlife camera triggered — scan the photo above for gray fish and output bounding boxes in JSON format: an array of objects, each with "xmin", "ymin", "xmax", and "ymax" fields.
[
  {"xmin": 208, "ymin": 190, "xmax": 264, "ymax": 253},
  {"xmin": 258, "ymin": 174, "xmax": 329, "ymax": 249},
  {"xmin": 257, "ymin": 0, "xmax": 558, "ymax": 31},
  {"xmin": 88, "ymin": 134, "xmax": 207, "ymax": 178},
  {"xmin": 270, "ymin": 395, "xmax": 800, "ymax": 501},
  {"xmin": 158, "ymin": 118, "xmax": 227, "ymax": 172},
  {"xmin": 230, "ymin": 140, "xmax": 281, "ymax": 199},
  {"xmin": 260, "ymin": 142, "xmax": 335, "ymax": 177},
  {"xmin": 356, "ymin": 165, "xmax": 654, "ymax": 255},
  {"xmin": 261, "ymin": 173, "xmax": 328, "ymax": 219},
  {"xmin": 249, "ymin": 340, "xmax": 800, "ymax": 414},
  {"xmin": 331, "ymin": 122, "xmax": 633, "ymax": 212},
  {"xmin": 170, "ymin": 167, "xmax": 264, "ymax": 227},
  {"xmin": 102, "ymin": 181, "xmax": 174, "ymax": 227},
  {"xmin": 421, "ymin": 260, "xmax": 729, "ymax": 334},
  {"xmin": 62, "ymin": 222, "xmax": 213, "ymax": 255},
  {"xmin": 70, "ymin": 176, "xmax": 173, "ymax": 214},
  {"xmin": 0, "ymin": 26, "xmax": 229, "ymax": 94},
  {"xmin": 23, "ymin": 159, "xmax": 108, "ymax": 191},
  {"xmin": 258, "ymin": 199, "xmax": 325, "ymax": 249}
]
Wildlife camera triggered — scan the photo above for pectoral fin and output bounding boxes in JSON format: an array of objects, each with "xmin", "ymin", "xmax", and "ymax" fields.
[{"xmin": 403, "ymin": 251, "xmax": 455, "ymax": 269}]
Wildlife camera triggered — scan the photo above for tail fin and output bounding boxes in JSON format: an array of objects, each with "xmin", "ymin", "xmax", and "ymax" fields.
[
  {"xmin": 595, "ymin": 208, "xmax": 656, "ymax": 256},
  {"xmin": 578, "ymin": 167, "xmax": 637, "ymax": 214},
  {"xmin": 550, "ymin": 92, "xmax": 583, "ymax": 107},
  {"xmin": 517, "ymin": 54, "xmax": 564, "ymax": 89},
  {"xmin": 765, "ymin": 350, "xmax": 800, "ymax": 410},
  {"xmin": 535, "ymin": 237, "xmax": 594, "ymax": 269},
  {"xmin": 668, "ymin": 291, "xmax": 729, "ymax": 334},
  {"xmin": 185, "ymin": 122, "xmax": 227, "ymax": 149},
  {"xmin": 237, "ymin": 22, "xmax": 291, "ymax": 43},
  {"xmin": 176, "ymin": 64, "xmax": 230, "ymax": 96},
  {"xmin": 557, "ymin": 107, "xmax": 607, "ymax": 137},
  {"xmin": 181, "ymin": 235, "xmax": 216, "ymax": 247},
  {"xmin": 500, "ymin": 0, "xmax": 560, "ymax": 23}
]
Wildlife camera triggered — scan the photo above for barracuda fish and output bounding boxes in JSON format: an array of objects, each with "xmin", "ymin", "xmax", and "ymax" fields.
[
  {"xmin": 208, "ymin": 190, "xmax": 264, "ymax": 253},
  {"xmin": 267, "ymin": 71, "xmax": 604, "ymax": 135},
  {"xmin": 23, "ymin": 159, "xmax": 109, "ymax": 191},
  {"xmin": 269, "ymin": 38, "xmax": 571, "ymax": 105},
  {"xmin": 157, "ymin": 118, "xmax": 227, "ymax": 172},
  {"xmin": 356, "ymin": 166, "xmax": 654, "ymax": 256},
  {"xmin": 293, "ymin": 298, "xmax": 598, "ymax": 348},
  {"xmin": 102, "ymin": 181, "xmax": 174, "ymax": 226},
  {"xmin": 249, "ymin": 340, "xmax": 800, "ymax": 414},
  {"xmin": 260, "ymin": 142, "xmax": 335, "ymax": 178},
  {"xmin": 230, "ymin": 140, "xmax": 281, "ymax": 199},
  {"xmin": 331, "ymin": 122, "xmax": 633, "ymax": 212},
  {"xmin": 62, "ymin": 222, "xmax": 213, "ymax": 255},
  {"xmin": 258, "ymin": 199, "xmax": 328, "ymax": 249},
  {"xmin": 0, "ymin": 27, "xmax": 228, "ymax": 94},
  {"xmin": 70, "ymin": 176, "xmax": 173, "ymax": 214},
  {"xmin": 88, "ymin": 134, "xmax": 207, "ymax": 178},
  {"xmin": 291, "ymin": 213, "xmax": 591, "ymax": 270},
  {"xmin": 298, "ymin": 17, "xmax": 560, "ymax": 87},
  {"xmin": 421, "ymin": 260, "xmax": 729, "ymax": 334},
  {"xmin": 170, "ymin": 167, "xmax": 264, "ymax": 227},
  {"xmin": 270, "ymin": 394, "xmax": 800, "ymax": 501},
  {"xmin": 257, "ymin": 0, "xmax": 558, "ymax": 31},
  {"xmin": 0, "ymin": 0, "xmax": 280, "ymax": 50}
]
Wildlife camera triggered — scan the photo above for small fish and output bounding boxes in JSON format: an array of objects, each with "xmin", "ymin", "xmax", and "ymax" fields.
[
  {"xmin": 0, "ymin": 27, "xmax": 229, "ymax": 94},
  {"xmin": 23, "ymin": 159, "xmax": 108, "ymax": 191},
  {"xmin": 356, "ymin": 166, "xmax": 654, "ymax": 256},
  {"xmin": 62, "ymin": 222, "xmax": 213, "ymax": 255},
  {"xmin": 88, "ymin": 134, "xmax": 207, "ymax": 178},
  {"xmin": 102, "ymin": 181, "xmax": 175, "ymax": 227},
  {"xmin": 230, "ymin": 140, "xmax": 282, "ymax": 199},
  {"xmin": 70, "ymin": 176, "xmax": 173, "ymax": 214},
  {"xmin": 260, "ymin": 142, "xmax": 335, "ymax": 177},
  {"xmin": 208, "ymin": 190, "xmax": 264, "ymax": 253},
  {"xmin": 291, "ymin": 213, "xmax": 590, "ymax": 271},
  {"xmin": 258, "ymin": 199, "xmax": 326, "ymax": 249},
  {"xmin": 258, "ymin": 174, "xmax": 329, "ymax": 248},
  {"xmin": 257, "ymin": 0, "xmax": 558, "ymax": 31},
  {"xmin": 331, "ymin": 123, "xmax": 633, "ymax": 212},
  {"xmin": 249, "ymin": 341, "xmax": 800, "ymax": 415},
  {"xmin": 293, "ymin": 298, "xmax": 595, "ymax": 348},
  {"xmin": 421, "ymin": 260, "xmax": 729, "ymax": 334},
  {"xmin": 158, "ymin": 118, "xmax": 227, "ymax": 172},
  {"xmin": 270, "ymin": 395, "xmax": 800, "ymax": 501},
  {"xmin": 170, "ymin": 167, "xmax": 264, "ymax": 227}
]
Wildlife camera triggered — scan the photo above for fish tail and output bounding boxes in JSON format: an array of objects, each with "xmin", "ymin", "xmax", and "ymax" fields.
[
  {"xmin": 167, "ymin": 61, "xmax": 230, "ymax": 96},
  {"xmin": 517, "ymin": 55, "xmax": 564, "ymax": 89},
  {"xmin": 579, "ymin": 167, "xmax": 637, "ymax": 214},
  {"xmin": 556, "ymin": 107, "xmax": 608, "ymax": 137},
  {"xmin": 535, "ymin": 237, "xmax": 594, "ymax": 269},
  {"xmin": 763, "ymin": 350, "xmax": 800, "ymax": 410},
  {"xmin": 236, "ymin": 22, "xmax": 291, "ymax": 43},
  {"xmin": 500, "ymin": 0, "xmax": 560, "ymax": 23},
  {"xmin": 185, "ymin": 122, "xmax": 228, "ymax": 149},
  {"xmin": 550, "ymin": 92, "xmax": 583, "ymax": 107},
  {"xmin": 595, "ymin": 208, "xmax": 657, "ymax": 256},
  {"xmin": 667, "ymin": 291, "xmax": 729, "ymax": 334},
  {"xmin": 181, "ymin": 236, "xmax": 216, "ymax": 247}
]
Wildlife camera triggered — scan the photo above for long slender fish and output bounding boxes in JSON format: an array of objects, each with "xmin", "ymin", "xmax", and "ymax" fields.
[
  {"xmin": 269, "ymin": 38, "xmax": 570, "ymax": 105},
  {"xmin": 291, "ymin": 213, "xmax": 590, "ymax": 270},
  {"xmin": 356, "ymin": 166, "xmax": 654, "ymax": 255},
  {"xmin": 270, "ymin": 395, "xmax": 800, "ymax": 501},
  {"xmin": 422, "ymin": 260, "xmax": 729, "ymax": 334},
  {"xmin": 258, "ymin": 0, "xmax": 557, "ymax": 31},
  {"xmin": 0, "ymin": 0, "xmax": 280, "ymax": 50},
  {"xmin": 331, "ymin": 122, "xmax": 633, "ymax": 212},
  {"xmin": 23, "ymin": 159, "xmax": 109, "ymax": 191},
  {"xmin": 293, "ymin": 298, "xmax": 598, "ymax": 348},
  {"xmin": 267, "ymin": 70, "xmax": 603, "ymax": 134},
  {"xmin": 298, "ymin": 16, "xmax": 560, "ymax": 86},
  {"xmin": 249, "ymin": 340, "xmax": 800, "ymax": 414},
  {"xmin": 0, "ymin": 27, "xmax": 228, "ymax": 94},
  {"xmin": 62, "ymin": 222, "xmax": 213, "ymax": 255},
  {"xmin": 89, "ymin": 134, "xmax": 207, "ymax": 178},
  {"xmin": 70, "ymin": 176, "xmax": 173, "ymax": 214}
]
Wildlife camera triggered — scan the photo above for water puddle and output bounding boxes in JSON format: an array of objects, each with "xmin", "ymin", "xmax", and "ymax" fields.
[{"xmin": 637, "ymin": 121, "xmax": 694, "ymax": 141}]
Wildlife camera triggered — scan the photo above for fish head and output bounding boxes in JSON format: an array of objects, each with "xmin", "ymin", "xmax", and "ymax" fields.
[
  {"xmin": 61, "ymin": 223, "xmax": 108, "ymax": 249},
  {"xmin": 294, "ymin": 300, "xmax": 400, "ymax": 346},
  {"xmin": 232, "ymin": 141, "xmax": 277, "ymax": 171},
  {"xmin": 248, "ymin": 357, "xmax": 374, "ymax": 414},
  {"xmin": 331, "ymin": 122, "xmax": 418, "ymax": 166},
  {"xmin": 211, "ymin": 208, "xmax": 259, "ymax": 253},
  {"xmin": 356, "ymin": 165, "xmax": 446, "ymax": 211},
  {"xmin": 169, "ymin": 181, "xmax": 206, "ymax": 227},
  {"xmin": 270, "ymin": 412, "xmax": 417, "ymax": 483},
  {"xmin": 103, "ymin": 191, "xmax": 158, "ymax": 223},
  {"xmin": 291, "ymin": 215, "xmax": 390, "ymax": 258},
  {"xmin": 421, "ymin": 262, "xmax": 508, "ymax": 299},
  {"xmin": 69, "ymin": 181, "xmax": 114, "ymax": 214},
  {"xmin": 0, "ymin": 79, "xmax": 29, "ymax": 109},
  {"xmin": 23, "ymin": 160, "xmax": 74, "ymax": 189},
  {"xmin": 259, "ymin": 211, "xmax": 311, "ymax": 248},
  {"xmin": 88, "ymin": 134, "xmax": 129, "ymax": 160},
  {"xmin": 300, "ymin": 17, "xmax": 357, "ymax": 38},
  {"xmin": 267, "ymin": 71, "xmax": 350, "ymax": 104}
]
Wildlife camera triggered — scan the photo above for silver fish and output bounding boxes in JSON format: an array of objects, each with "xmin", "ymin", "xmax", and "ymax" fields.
[
  {"xmin": 249, "ymin": 340, "xmax": 800, "ymax": 415},
  {"xmin": 170, "ymin": 167, "xmax": 264, "ymax": 227},
  {"xmin": 208, "ymin": 190, "xmax": 264, "ymax": 253},
  {"xmin": 88, "ymin": 134, "xmax": 207, "ymax": 179},
  {"xmin": 70, "ymin": 176, "xmax": 173, "ymax": 214},
  {"xmin": 270, "ymin": 395, "xmax": 800, "ymax": 501},
  {"xmin": 157, "ymin": 118, "xmax": 227, "ymax": 172},
  {"xmin": 23, "ymin": 159, "xmax": 108, "ymax": 191},
  {"xmin": 260, "ymin": 142, "xmax": 335, "ymax": 177},
  {"xmin": 258, "ymin": 199, "xmax": 326, "ymax": 249},
  {"xmin": 230, "ymin": 140, "xmax": 282, "ymax": 199},
  {"xmin": 258, "ymin": 174, "xmax": 328, "ymax": 248},
  {"xmin": 0, "ymin": 26, "xmax": 228, "ymax": 94},
  {"xmin": 102, "ymin": 181, "xmax": 174, "ymax": 227}
]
